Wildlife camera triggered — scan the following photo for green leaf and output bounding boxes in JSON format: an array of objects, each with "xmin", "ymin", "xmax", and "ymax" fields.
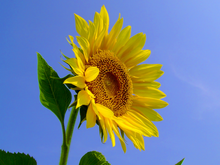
[
  {"xmin": 0, "ymin": 150, "xmax": 37, "ymax": 165},
  {"xmin": 79, "ymin": 151, "xmax": 110, "ymax": 165},
  {"xmin": 37, "ymin": 53, "xmax": 72, "ymax": 123},
  {"xmin": 175, "ymin": 158, "xmax": 185, "ymax": 165}
]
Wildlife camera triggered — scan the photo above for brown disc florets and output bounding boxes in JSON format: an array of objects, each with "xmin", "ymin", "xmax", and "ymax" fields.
[{"xmin": 86, "ymin": 50, "xmax": 133, "ymax": 117}]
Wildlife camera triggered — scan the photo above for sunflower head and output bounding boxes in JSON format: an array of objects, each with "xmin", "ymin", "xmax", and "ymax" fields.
[{"xmin": 63, "ymin": 5, "xmax": 168, "ymax": 152}]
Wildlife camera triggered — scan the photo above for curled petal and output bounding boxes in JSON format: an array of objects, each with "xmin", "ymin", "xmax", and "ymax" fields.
[
  {"xmin": 86, "ymin": 103, "xmax": 97, "ymax": 128},
  {"xmin": 63, "ymin": 76, "xmax": 85, "ymax": 88},
  {"xmin": 85, "ymin": 67, "xmax": 99, "ymax": 82},
  {"xmin": 76, "ymin": 90, "xmax": 91, "ymax": 108},
  {"xmin": 96, "ymin": 104, "xmax": 114, "ymax": 118}
]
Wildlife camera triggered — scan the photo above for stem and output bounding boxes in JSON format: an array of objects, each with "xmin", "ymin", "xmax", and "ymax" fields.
[
  {"xmin": 66, "ymin": 106, "xmax": 79, "ymax": 145},
  {"xmin": 59, "ymin": 122, "xmax": 68, "ymax": 165},
  {"xmin": 59, "ymin": 106, "xmax": 79, "ymax": 165}
]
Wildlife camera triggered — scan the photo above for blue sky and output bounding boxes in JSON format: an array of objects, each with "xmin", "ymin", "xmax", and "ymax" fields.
[{"xmin": 1, "ymin": 0, "xmax": 220, "ymax": 164}]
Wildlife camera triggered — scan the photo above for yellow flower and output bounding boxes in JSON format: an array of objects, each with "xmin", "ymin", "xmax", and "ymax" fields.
[{"xmin": 63, "ymin": 5, "xmax": 168, "ymax": 152}]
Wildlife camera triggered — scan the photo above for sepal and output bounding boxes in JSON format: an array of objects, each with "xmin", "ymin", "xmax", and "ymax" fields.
[{"xmin": 78, "ymin": 105, "xmax": 88, "ymax": 129}]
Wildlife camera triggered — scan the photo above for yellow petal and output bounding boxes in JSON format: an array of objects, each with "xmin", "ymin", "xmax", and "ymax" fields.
[
  {"xmin": 116, "ymin": 115, "xmax": 151, "ymax": 137},
  {"xmin": 87, "ymin": 20, "xmax": 96, "ymax": 50},
  {"xmin": 74, "ymin": 14, "xmax": 89, "ymax": 38},
  {"xmin": 136, "ymin": 133, "xmax": 145, "ymax": 151},
  {"xmin": 133, "ymin": 86, "xmax": 166, "ymax": 99},
  {"xmin": 131, "ymin": 70, "xmax": 164, "ymax": 83},
  {"xmin": 111, "ymin": 121, "xmax": 124, "ymax": 142},
  {"xmin": 131, "ymin": 105, "xmax": 163, "ymax": 121},
  {"xmin": 76, "ymin": 90, "xmax": 91, "ymax": 108},
  {"xmin": 85, "ymin": 66, "xmax": 99, "ymax": 82},
  {"xmin": 100, "ymin": 5, "xmax": 109, "ymax": 34},
  {"xmin": 124, "ymin": 131, "xmax": 142, "ymax": 151},
  {"xmin": 76, "ymin": 36, "xmax": 90, "ymax": 62},
  {"xmin": 126, "ymin": 110, "xmax": 159, "ymax": 137},
  {"xmin": 95, "ymin": 104, "xmax": 114, "ymax": 118},
  {"xmin": 112, "ymin": 26, "xmax": 131, "ymax": 53},
  {"xmin": 64, "ymin": 58, "xmax": 83, "ymax": 76},
  {"xmin": 85, "ymin": 87, "xmax": 95, "ymax": 99},
  {"xmin": 122, "ymin": 114, "xmax": 153, "ymax": 137},
  {"xmin": 98, "ymin": 114, "xmax": 108, "ymax": 142},
  {"xmin": 133, "ymin": 81, "xmax": 161, "ymax": 89},
  {"xmin": 105, "ymin": 14, "xmax": 123, "ymax": 50},
  {"xmin": 117, "ymin": 33, "xmax": 145, "ymax": 60},
  {"xmin": 111, "ymin": 121, "xmax": 126, "ymax": 152},
  {"xmin": 129, "ymin": 64, "xmax": 162, "ymax": 78},
  {"xmin": 76, "ymin": 56, "xmax": 85, "ymax": 74},
  {"xmin": 66, "ymin": 38, "xmax": 72, "ymax": 46},
  {"xmin": 125, "ymin": 49, "xmax": 151, "ymax": 69},
  {"xmin": 119, "ymin": 138, "xmax": 127, "ymax": 152},
  {"xmin": 86, "ymin": 103, "xmax": 97, "ymax": 128},
  {"xmin": 69, "ymin": 35, "xmax": 74, "ymax": 43},
  {"xmin": 69, "ymin": 37, "xmax": 86, "ymax": 67},
  {"xmin": 121, "ymin": 35, "xmax": 147, "ymax": 64},
  {"xmin": 105, "ymin": 119, "xmax": 115, "ymax": 147},
  {"xmin": 91, "ymin": 99, "xmax": 99, "ymax": 115},
  {"xmin": 132, "ymin": 96, "xmax": 168, "ymax": 109},
  {"xmin": 123, "ymin": 129, "xmax": 141, "ymax": 150},
  {"xmin": 94, "ymin": 12, "xmax": 103, "ymax": 35},
  {"xmin": 63, "ymin": 76, "xmax": 85, "ymax": 88},
  {"xmin": 93, "ymin": 25, "xmax": 106, "ymax": 54},
  {"xmin": 66, "ymin": 35, "xmax": 74, "ymax": 46},
  {"xmin": 69, "ymin": 36, "xmax": 86, "ymax": 65}
]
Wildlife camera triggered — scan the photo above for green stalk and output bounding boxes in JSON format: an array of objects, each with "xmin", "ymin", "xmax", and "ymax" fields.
[{"xmin": 59, "ymin": 106, "xmax": 79, "ymax": 165}]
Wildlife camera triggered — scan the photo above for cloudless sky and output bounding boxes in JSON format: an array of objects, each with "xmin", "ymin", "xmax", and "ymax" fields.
[{"xmin": 1, "ymin": 0, "xmax": 220, "ymax": 164}]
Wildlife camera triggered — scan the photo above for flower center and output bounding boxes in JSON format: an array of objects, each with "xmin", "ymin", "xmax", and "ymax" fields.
[
  {"xmin": 103, "ymin": 72, "xmax": 119, "ymax": 97},
  {"xmin": 86, "ymin": 50, "xmax": 133, "ymax": 117}
]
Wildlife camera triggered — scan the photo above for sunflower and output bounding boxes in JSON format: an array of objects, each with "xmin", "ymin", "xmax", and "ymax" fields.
[{"xmin": 63, "ymin": 5, "xmax": 168, "ymax": 152}]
